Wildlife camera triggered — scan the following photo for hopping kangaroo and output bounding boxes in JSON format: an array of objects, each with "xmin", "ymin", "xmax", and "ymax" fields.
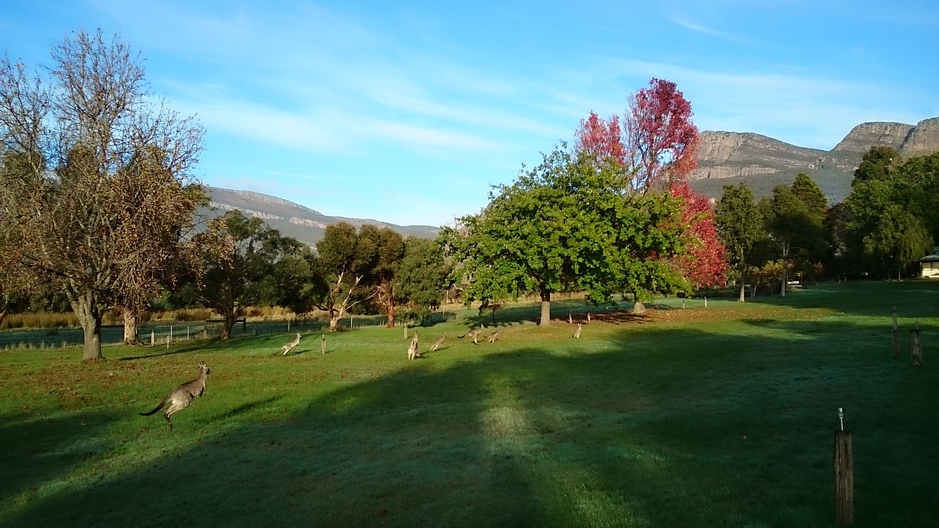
[
  {"xmin": 430, "ymin": 335, "xmax": 445, "ymax": 352},
  {"xmin": 457, "ymin": 326, "xmax": 482, "ymax": 345},
  {"xmin": 281, "ymin": 332, "xmax": 301, "ymax": 355},
  {"xmin": 140, "ymin": 362, "xmax": 211, "ymax": 431}
]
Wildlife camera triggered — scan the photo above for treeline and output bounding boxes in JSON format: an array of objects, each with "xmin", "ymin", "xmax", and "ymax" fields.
[{"xmin": 716, "ymin": 147, "xmax": 938, "ymax": 301}]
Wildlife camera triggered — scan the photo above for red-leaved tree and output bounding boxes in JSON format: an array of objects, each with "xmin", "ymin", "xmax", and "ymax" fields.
[
  {"xmin": 574, "ymin": 78, "xmax": 699, "ymax": 194},
  {"xmin": 668, "ymin": 181, "xmax": 728, "ymax": 288},
  {"xmin": 625, "ymin": 78, "xmax": 699, "ymax": 194},
  {"xmin": 575, "ymin": 111, "xmax": 624, "ymax": 165},
  {"xmin": 574, "ymin": 78, "xmax": 726, "ymax": 291}
]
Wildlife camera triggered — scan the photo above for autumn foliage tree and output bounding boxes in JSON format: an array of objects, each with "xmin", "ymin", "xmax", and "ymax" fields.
[
  {"xmin": 574, "ymin": 78, "xmax": 726, "ymax": 297},
  {"xmin": 668, "ymin": 181, "xmax": 727, "ymax": 288},
  {"xmin": 0, "ymin": 30, "xmax": 203, "ymax": 360},
  {"xmin": 625, "ymin": 78, "xmax": 699, "ymax": 194}
]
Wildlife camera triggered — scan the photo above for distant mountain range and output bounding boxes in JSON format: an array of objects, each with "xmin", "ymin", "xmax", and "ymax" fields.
[
  {"xmin": 206, "ymin": 117, "xmax": 939, "ymax": 246},
  {"xmin": 202, "ymin": 187, "xmax": 440, "ymax": 247},
  {"xmin": 688, "ymin": 117, "xmax": 939, "ymax": 203}
]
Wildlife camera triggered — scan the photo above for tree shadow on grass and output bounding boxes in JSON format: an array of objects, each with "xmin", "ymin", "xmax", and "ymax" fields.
[
  {"xmin": 4, "ymin": 311, "xmax": 938, "ymax": 527},
  {"xmin": 744, "ymin": 279, "xmax": 939, "ymax": 319},
  {"xmin": 0, "ymin": 410, "xmax": 117, "ymax": 510}
]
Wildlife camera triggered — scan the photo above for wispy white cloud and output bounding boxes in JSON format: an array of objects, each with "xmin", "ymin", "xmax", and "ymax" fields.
[{"xmin": 666, "ymin": 13, "xmax": 763, "ymax": 47}]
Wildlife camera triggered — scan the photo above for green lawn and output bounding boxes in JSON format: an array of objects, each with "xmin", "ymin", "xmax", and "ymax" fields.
[{"xmin": 1, "ymin": 281, "xmax": 937, "ymax": 527}]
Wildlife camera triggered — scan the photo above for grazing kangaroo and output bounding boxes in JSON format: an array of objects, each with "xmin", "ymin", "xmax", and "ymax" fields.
[
  {"xmin": 573, "ymin": 323, "xmax": 582, "ymax": 339},
  {"xmin": 457, "ymin": 326, "xmax": 482, "ymax": 345},
  {"xmin": 430, "ymin": 335, "xmax": 445, "ymax": 352},
  {"xmin": 407, "ymin": 333, "xmax": 422, "ymax": 360},
  {"xmin": 487, "ymin": 331, "xmax": 500, "ymax": 343},
  {"xmin": 140, "ymin": 362, "xmax": 211, "ymax": 431},
  {"xmin": 281, "ymin": 332, "xmax": 301, "ymax": 355}
]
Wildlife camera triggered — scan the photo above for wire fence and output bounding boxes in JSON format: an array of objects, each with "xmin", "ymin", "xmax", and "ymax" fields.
[{"xmin": 0, "ymin": 311, "xmax": 459, "ymax": 351}]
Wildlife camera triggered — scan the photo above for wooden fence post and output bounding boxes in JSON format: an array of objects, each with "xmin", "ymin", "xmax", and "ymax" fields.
[
  {"xmin": 834, "ymin": 428, "xmax": 854, "ymax": 526},
  {"xmin": 911, "ymin": 327, "xmax": 924, "ymax": 366},
  {"xmin": 892, "ymin": 306, "xmax": 900, "ymax": 358}
]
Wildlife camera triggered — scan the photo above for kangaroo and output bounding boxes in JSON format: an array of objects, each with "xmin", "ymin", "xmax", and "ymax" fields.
[
  {"xmin": 573, "ymin": 323, "xmax": 582, "ymax": 339},
  {"xmin": 457, "ymin": 326, "xmax": 482, "ymax": 345},
  {"xmin": 281, "ymin": 332, "xmax": 301, "ymax": 356},
  {"xmin": 430, "ymin": 335, "xmax": 445, "ymax": 352},
  {"xmin": 487, "ymin": 331, "xmax": 500, "ymax": 343},
  {"xmin": 407, "ymin": 333, "xmax": 422, "ymax": 360},
  {"xmin": 140, "ymin": 362, "xmax": 211, "ymax": 431}
]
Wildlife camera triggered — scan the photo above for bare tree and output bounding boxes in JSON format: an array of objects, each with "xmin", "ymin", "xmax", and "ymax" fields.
[{"xmin": 0, "ymin": 30, "xmax": 203, "ymax": 360}]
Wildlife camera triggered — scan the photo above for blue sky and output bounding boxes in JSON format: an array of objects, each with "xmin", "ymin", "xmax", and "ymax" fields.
[{"xmin": 1, "ymin": 1, "xmax": 937, "ymax": 227}]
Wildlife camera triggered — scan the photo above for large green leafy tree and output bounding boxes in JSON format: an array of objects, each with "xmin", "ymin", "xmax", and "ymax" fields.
[
  {"xmin": 863, "ymin": 204, "xmax": 932, "ymax": 280},
  {"xmin": 392, "ymin": 237, "xmax": 450, "ymax": 323},
  {"xmin": 760, "ymin": 181, "xmax": 827, "ymax": 296},
  {"xmin": 189, "ymin": 210, "xmax": 307, "ymax": 339},
  {"xmin": 442, "ymin": 145, "xmax": 688, "ymax": 326},
  {"xmin": 356, "ymin": 225, "xmax": 406, "ymax": 328},
  {"xmin": 715, "ymin": 183, "xmax": 766, "ymax": 301},
  {"xmin": 844, "ymin": 147, "xmax": 938, "ymax": 277},
  {"xmin": 442, "ymin": 146, "xmax": 596, "ymax": 327},
  {"xmin": 311, "ymin": 221, "xmax": 405, "ymax": 331},
  {"xmin": 0, "ymin": 30, "xmax": 203, "ymax": 360}
]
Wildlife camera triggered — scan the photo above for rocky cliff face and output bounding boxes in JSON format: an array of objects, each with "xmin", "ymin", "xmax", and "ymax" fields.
[
  {"xmin": 899, "ymin": 118, "xmax": 939, "ymax": 154},
  {"xmin": 691, "ymin": 132, "xmax": 832, "ymax": 181},
  {"xmin": 689, "ymin": 117, "xmax": 939, "ymax": 204},
  {"xmin": 831, "ymin": 122, "xmax": 915, "ymax": 154}
]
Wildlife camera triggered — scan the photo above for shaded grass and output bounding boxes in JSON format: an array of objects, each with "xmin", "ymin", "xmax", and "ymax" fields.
[{"xmin": 1, "ymin": 281, "xmax": 937, "ymax": 527}]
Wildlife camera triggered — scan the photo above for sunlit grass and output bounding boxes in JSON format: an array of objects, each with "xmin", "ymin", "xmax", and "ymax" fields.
[{"xmin": 1, "ymin": 281, "xmax": 937, "ymax": 527}]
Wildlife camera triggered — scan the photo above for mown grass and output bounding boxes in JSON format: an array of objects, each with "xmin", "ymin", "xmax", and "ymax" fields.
[{"xmin": 0, "ymin": 281, "xmax": 937, "ymax": 527}]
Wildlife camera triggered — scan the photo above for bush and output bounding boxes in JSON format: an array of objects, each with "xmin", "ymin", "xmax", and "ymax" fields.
[{"xmin": 0, "ymin": 312, "xmax": 78, "ymax": 330}]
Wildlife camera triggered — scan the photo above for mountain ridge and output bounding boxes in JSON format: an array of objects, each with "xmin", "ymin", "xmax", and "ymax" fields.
[
  {"xmin": 203, "ymin": 186, "xmax": 440, "ymax": 247},
  {"xmin": 688, "ymin": 117, "xmax": 939, "ymax": 203}
]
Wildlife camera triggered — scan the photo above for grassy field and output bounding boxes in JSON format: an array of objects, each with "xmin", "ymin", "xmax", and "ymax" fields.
[{"xmin": 1, "ymin": 281, "xmax": 937, "ymax": 527}]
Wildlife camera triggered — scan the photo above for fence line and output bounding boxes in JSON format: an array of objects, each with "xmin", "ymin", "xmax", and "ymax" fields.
[{"xmin": 0, "ymin": 309, "xmax": 463, "ymax": 350}]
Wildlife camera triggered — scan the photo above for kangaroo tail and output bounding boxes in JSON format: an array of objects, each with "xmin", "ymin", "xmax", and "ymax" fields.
[{"xmin": 140, "ymin": 399, "xmax": 167, "ymax": 416}]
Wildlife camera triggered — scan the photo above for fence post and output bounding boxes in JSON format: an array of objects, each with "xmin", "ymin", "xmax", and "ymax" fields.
[
  {"xmin": 892, "ymin": 306, "xmax": 899, "ymax": 358},
  {"xmin": 910, "ymin": 327, "xmax": 924, "ymax": 366},
  {"xmin": 834, "ymin": 407, "xmax": 854, "ymax": 526},
  {"xmin": 150, "ymin": 330, "xmax": 155, "ymax": 347}
]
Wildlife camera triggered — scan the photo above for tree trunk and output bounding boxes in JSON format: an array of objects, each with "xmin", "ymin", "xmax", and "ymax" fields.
[
  {"xmin": 385, "ymin": 299, "xmax": 396, "ymax": 329},
  {"xmin": 738, "ymin": 281, "xmax": 746, "ymax": 302},
  {"xmin": 632, "ymin": 292, "xmax": 646, "ymax": 314},
  {"xmin": 122, "ymin": 306, "xmax": 140, "ymax": 345},
  {"xmin": 71, "ymin": 290, "xmax": 103, "ymax": 361},
  {"xmin": 221, "ymin": 311, "xmax": 237, "ymax": 340},
  {"xmin": 329, "ymin": 315, "xmax": 340, "ymax": 332},
  {"xmin": 0, "ymin": 310, "xmax": 5, "ymax": 327},
  {"xmin": 539, "ymin": 290, "xmax": 551, "ymax": 327}
]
